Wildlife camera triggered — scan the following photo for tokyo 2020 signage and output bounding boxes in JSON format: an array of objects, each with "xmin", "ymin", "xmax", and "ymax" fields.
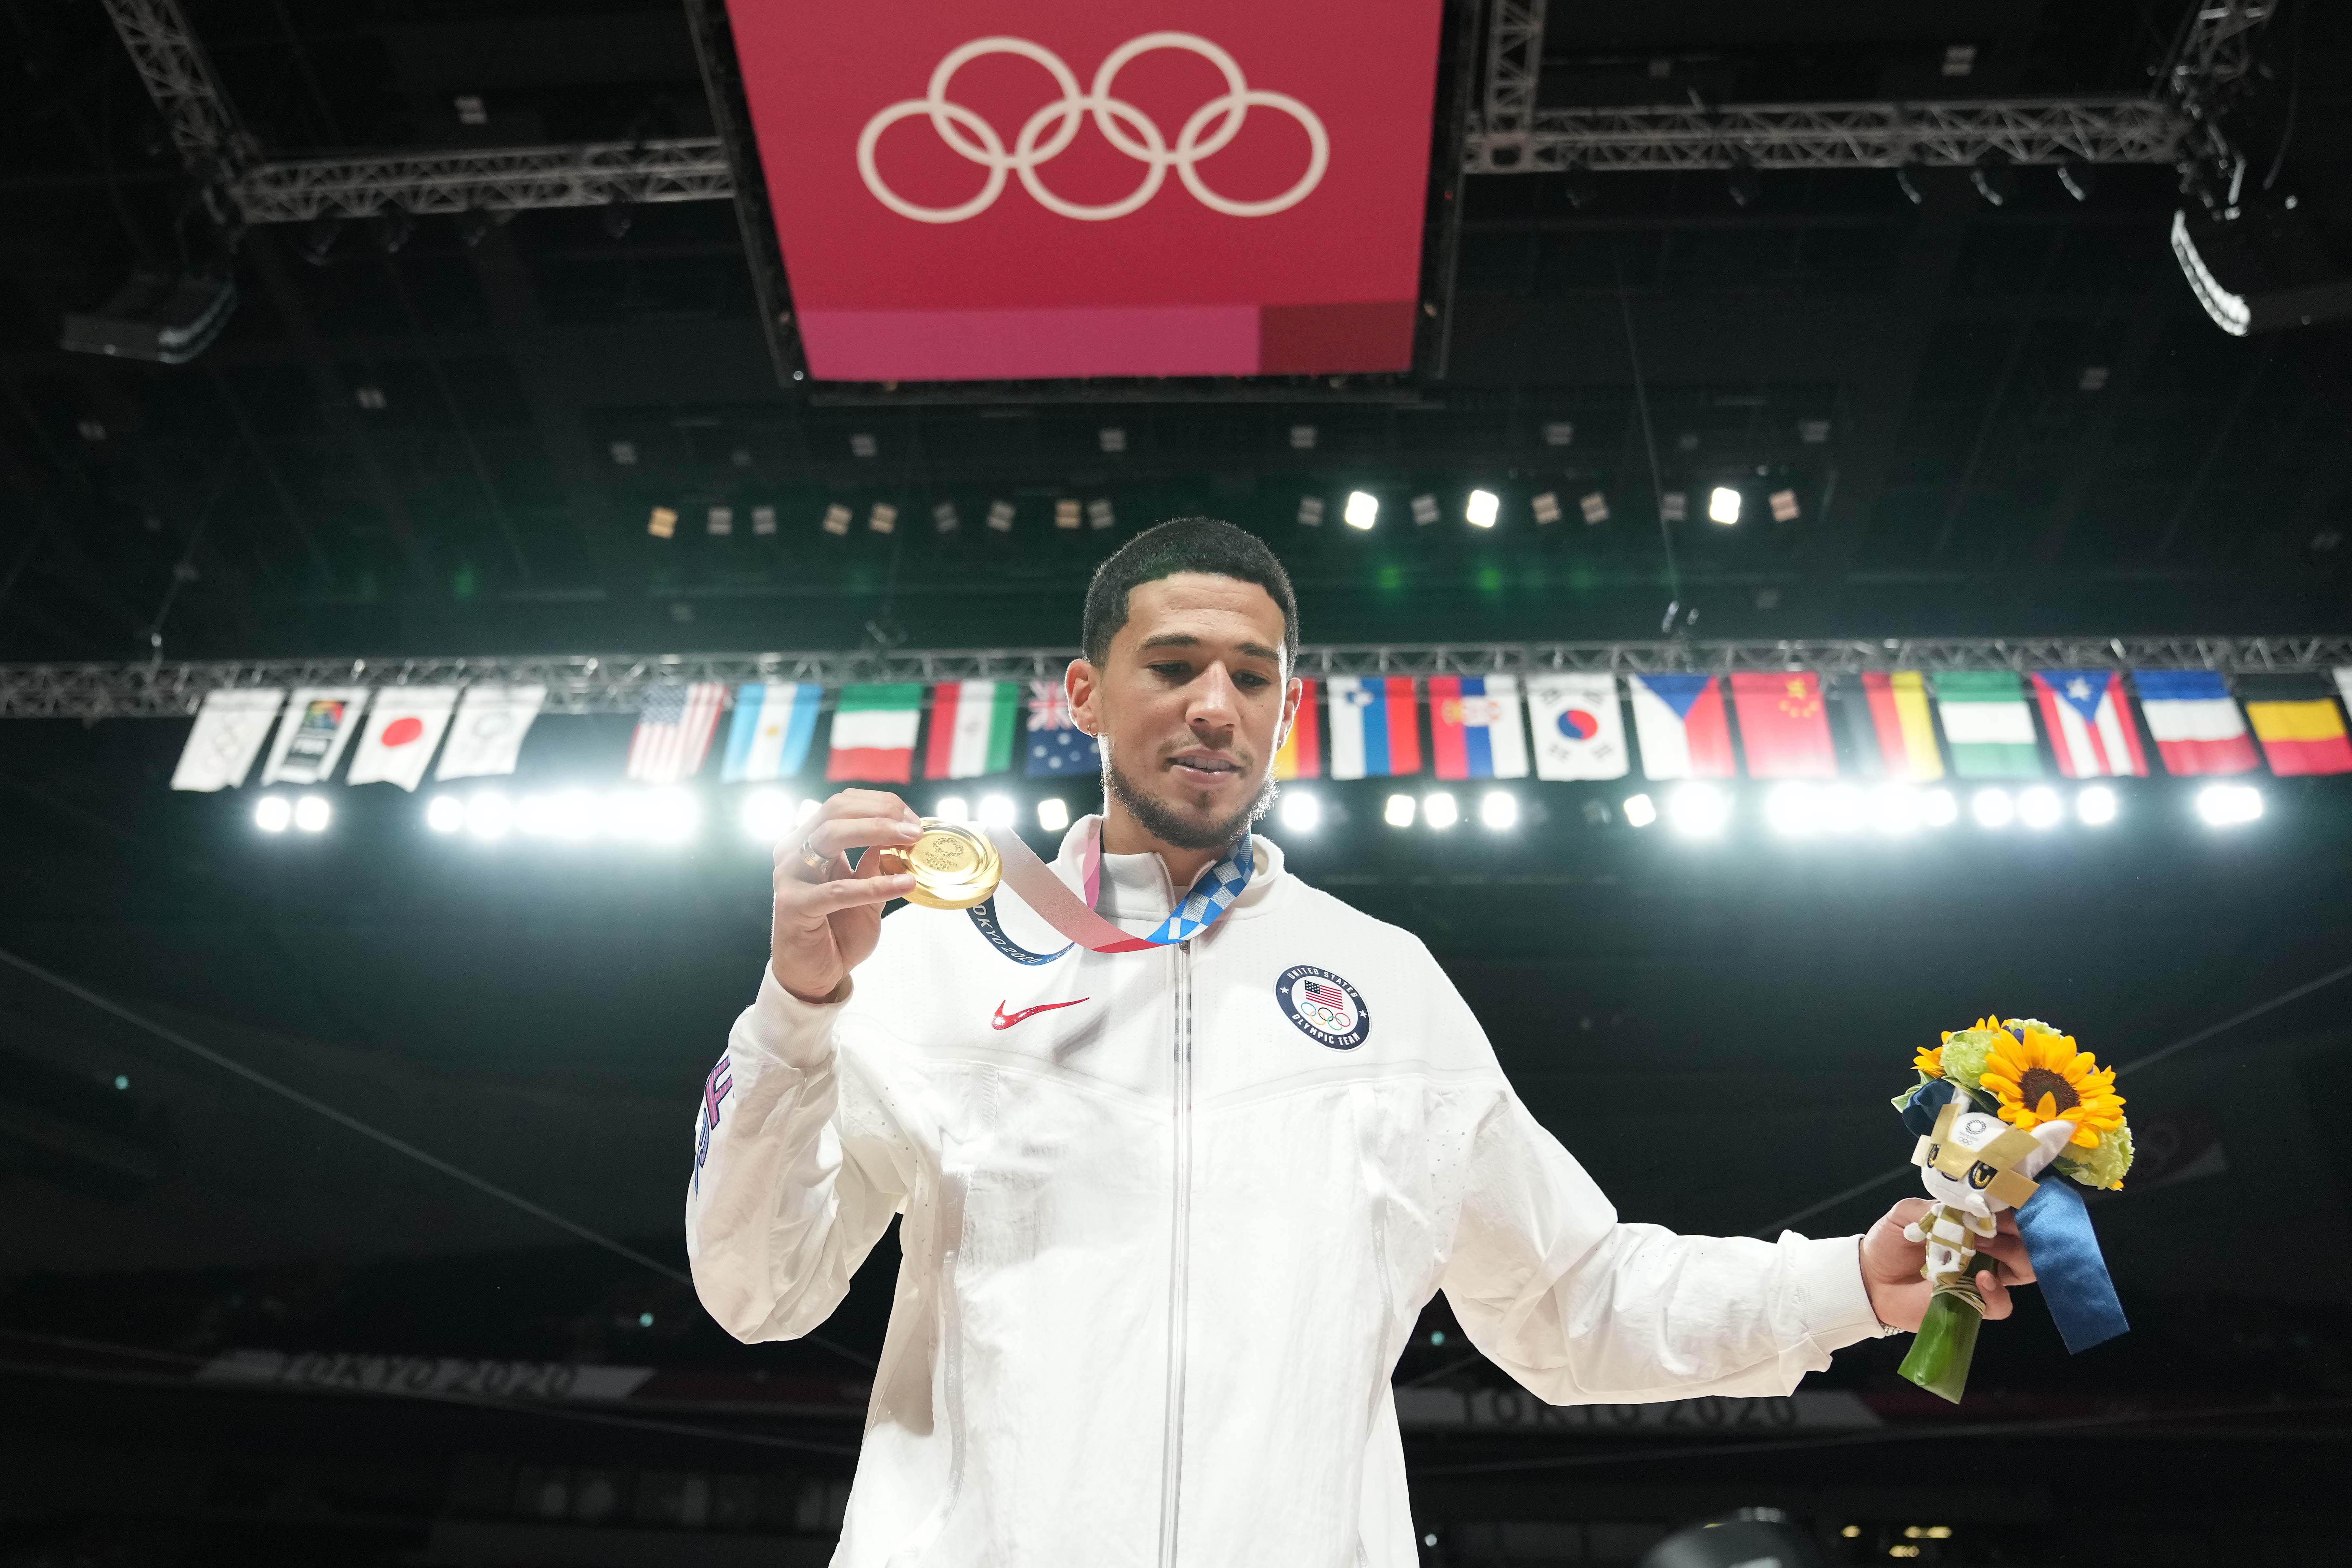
[{"xmin": 725, "ymin": 1, "xmax": 1444, "ymax": 382}]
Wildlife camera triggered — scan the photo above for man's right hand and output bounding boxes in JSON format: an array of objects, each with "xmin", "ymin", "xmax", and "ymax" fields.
[{"xmin": 770, "ymin": 789, "xmax": 923, "ymax": 1004}]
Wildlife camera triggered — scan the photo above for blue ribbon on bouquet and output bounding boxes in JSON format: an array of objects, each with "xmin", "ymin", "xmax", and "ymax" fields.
[{"xmin": 1898, "ymin": 1079, "xmax": 2130, "ymax": 1354}]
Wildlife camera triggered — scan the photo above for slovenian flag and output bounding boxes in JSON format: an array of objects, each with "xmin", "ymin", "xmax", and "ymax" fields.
[
  {"xmin": 826, "ymin": 683, "xmax": 924, "ymax": 782},
  {"xmin": 2132, "ymin": 671, "xmax": 2256, "ymax": 777},
  {"xmin": 1428, "ymin": 675, "xmax": 1529, "ymax": 779},
  {"xmin": 924, "ymin": 680, "xmax": 1019, "ymax": 780},
  {"xmin": 1328, "ymin": 676, "xmax": 1422, "ymax": 780},
  {"xmin": 1628, "ymin": 674, "xmax": 1733, "ymax": 780},
  {"xmin": 721, "ymin": 682, "xmax": 821, "ymax": 782},
  {"xmin": 2031, "ymin": 671, "xmax": 2148, "ymax": 777},
  {"xmin": 1274, "ymin": 678, "xmax": 1322, "ymax": 780}
]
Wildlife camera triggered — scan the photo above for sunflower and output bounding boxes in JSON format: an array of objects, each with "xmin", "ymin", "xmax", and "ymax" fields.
[
  {"xmin": 1930, "ymin": 1016, "xmax": 2016, "ymax": 1093},
  {"xmin": 1914, "ymin": 1042, "xmax": 1946, "ymax": 1078},
  {"xmin": 1977, "ymin": 1021, "xmax": 2125, "ymax": 1149}
]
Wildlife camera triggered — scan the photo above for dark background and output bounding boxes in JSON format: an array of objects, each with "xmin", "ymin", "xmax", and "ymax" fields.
[{"xmin": 5, "ymin": 3, "xmax": 2351, "ymax": 1566}]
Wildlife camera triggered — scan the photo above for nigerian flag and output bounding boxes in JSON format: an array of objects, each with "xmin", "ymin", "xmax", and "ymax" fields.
[{"xmin": 1931, "ymin": 671, "xmax": 2044, "ymax": 778}]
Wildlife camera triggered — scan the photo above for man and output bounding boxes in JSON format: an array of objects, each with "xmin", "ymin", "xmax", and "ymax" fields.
[{"xmin": 687, "ymin": 518, "xmax": 2037, "ymax": 1566}]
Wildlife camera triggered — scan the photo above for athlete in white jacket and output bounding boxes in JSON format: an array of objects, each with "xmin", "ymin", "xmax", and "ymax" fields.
[{"xmin": 687, "ymin": 520, "xmax": 2039, "ymax": 1567}]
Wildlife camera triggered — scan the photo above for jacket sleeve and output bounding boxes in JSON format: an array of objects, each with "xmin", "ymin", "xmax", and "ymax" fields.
[
  {"xmin": 1432, "ymin": 991, "xmax": 1889, "ymax": 1403},
  {"xmin": 684, "ymin": 966, "xmax": 911, "ymax": 1344}
]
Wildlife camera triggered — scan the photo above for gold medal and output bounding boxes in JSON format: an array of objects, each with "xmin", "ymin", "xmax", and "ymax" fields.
[{"xmin": 876, "ymin": 818, "xmax": 1002, "ymax": 910}]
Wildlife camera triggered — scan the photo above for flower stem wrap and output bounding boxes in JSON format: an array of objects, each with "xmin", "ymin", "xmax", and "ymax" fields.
[{"xmin": 1899, "ymin": 1291, "xmax": 1982, "ymax": 1404}]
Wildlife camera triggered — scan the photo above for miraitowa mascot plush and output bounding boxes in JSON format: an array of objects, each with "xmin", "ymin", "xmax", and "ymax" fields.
[{"xmin": 1893, "ymin": 1017, "xmax": 2133, "ymax": 1402}]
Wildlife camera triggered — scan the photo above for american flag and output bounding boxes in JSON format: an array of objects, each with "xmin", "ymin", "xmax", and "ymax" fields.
[
  {"xmin": 628, "ymin": 682, "xmax": 728, "ymax": 783},
  {"xmin": 1026, "ymin": 680, "xmax": 1101, "ymax": 777},
  {"xmin": 1303, "ymin": 979, "xmax": 1349, "ymax": 1009}
]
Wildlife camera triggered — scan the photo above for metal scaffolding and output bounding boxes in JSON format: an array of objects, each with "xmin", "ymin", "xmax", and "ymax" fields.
[
  {"xmin": 100, "ymin": 0, "xmax": 243, "ymax": 169},
  {"xmin": 228, "ymin": 140, "xmax": 736, "ymax": 222},
  {"xmin": 7, "ymin": 637, "xmax": 2345, "ymax": 721}
]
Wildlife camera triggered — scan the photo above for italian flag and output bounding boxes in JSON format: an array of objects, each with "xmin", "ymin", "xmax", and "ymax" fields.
[
  {"xmin": 825, "ymin": 684, "xmax": 924, "ymax": 783},
  {"xmin": 1931, "ymin": 671, "xmax": 2043, "ymax": 778},
  {"xmin": 923, "ymin": 680, "xmax": 1019, "ymax": 780}
]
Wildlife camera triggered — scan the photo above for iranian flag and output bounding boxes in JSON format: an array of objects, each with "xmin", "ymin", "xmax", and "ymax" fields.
[
  {"xmin": 924, "ymin": 681, "xmax": 1019, "ymax": 779},
  {"xmin": 1728, "ymin": 671, "xmax": 1837, "ymax": 778},
  {"xmin": 826, "ymin": 684, "xmax": 924, "ymax": 782},
  {"xmin": 2132, "ymin": 671, "xmax": 2257, "ymax": 776},
  {"xmin": 1932, "ymin": 671, "xmax": 2043, "ymax": 778},
  {"xmin": 1274, "ymin": 678, "xmax": 1322, "ymax": 780}
]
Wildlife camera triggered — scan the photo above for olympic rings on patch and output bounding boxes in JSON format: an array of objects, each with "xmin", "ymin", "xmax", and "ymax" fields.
[{"xmin": 856, "ymin": 33, "xmax": 1330, "ymax": 224}]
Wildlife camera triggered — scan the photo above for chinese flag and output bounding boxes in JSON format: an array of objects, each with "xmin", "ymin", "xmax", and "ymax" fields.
[{"xmin": 1730, "ymin": 671, "xmax": 1839, "ymax": 778}]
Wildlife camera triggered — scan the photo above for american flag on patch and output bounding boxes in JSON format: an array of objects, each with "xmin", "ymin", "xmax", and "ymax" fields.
[
  {"xmin": 1303, "ymin": 979, "xmax": 1349, "ymax": 1008},
  {"xmin": 628, "ymin": 683, "xmax": 728, "ymax": 783},
  {"xmin": 1026, "ymin": 680, "xmax": 1101, "ymax": 777}
]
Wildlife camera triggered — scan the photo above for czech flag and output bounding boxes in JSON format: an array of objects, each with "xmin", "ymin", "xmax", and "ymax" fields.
[
  {"xmin": 1328, "ymin": 676, "xmax": 1421, "ymax": 779},
  {"xmin": 1428, "ymin": 675, "xmax": 1529, "ymax": 779},
  {"xmin": 2031, "ymin": 671, "xmax": 2148, "ymax": 777},
  {"xmin": 2131, "ymin": 671, "xmax": 2257, "ymax": 776},
  {"xmin": 1628, "ymin": 674, "xmax": 1734, "ymax": 780}
]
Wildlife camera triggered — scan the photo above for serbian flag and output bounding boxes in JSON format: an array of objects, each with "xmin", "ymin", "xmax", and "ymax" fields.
[
  {"xmin": 1729, "ymin": 671, "xmax": 1837, "ymax": 778},
  {"xmin": 1274, "ymin": 679, "xmax": 1322, "ymax": 780},
  {"xmin": 2031, "ymin": 671, "xmax": 2148, "ymax": 777},
  {"xmin": 1328, "ymin": 676, "xmax": 1421, "ymax": 780},
  {"xmin": 1628, "ymin": 674, "xmax": 1734, "ymax": 780},
  {"xmin": 721, "ymin": 682, "xmax": 821, "ymax": 782},
  {"xmin": 924, "ymin": 680, "xmax": 1019, "ymax": 780},
  {"xmin": 826, "ymin": 683, "xmax": 923, "ymax": 782},
  {"xmin": 2132, "ymin": 671, "xmax": 2257, "ymax": 776},
  {"xmin": 2241, "ymin": 674, "xmax": 2352, "ymax": 776},
  {"xmin": 1428, "ymin": 675, "xmax": 1529, "ymax": 780},
  {"xmin": 1839, "ymin": 671, "xmax": 1944, "ymax": 782}
]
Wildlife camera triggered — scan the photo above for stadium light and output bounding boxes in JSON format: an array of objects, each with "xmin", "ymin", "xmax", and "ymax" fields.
[
  {"xmin": 2196, "ymin": 783, "xmax": 2263, "ymax": 826},
  {"xmin": 1920, "ymin": 788, "xmax": 1959, "ymax": 828},
  {"xmin": 1423, "ymin": 791, "xmax": 1460, "ymax": 830},
  {"xmin": 1819, "ymin": 783, "xmax": 1865, "ymax": 835},
  {"xmin": 977, "ymin": 793, "xmax": 1017, "ymax": 830},
  {"xmin": 1037, "ymin": 798, "xmax": 1070, "ymax": 832},
  {"xmin": 1870, "ymin": 784, "xmax": 1921, "ymax": 835},
  {"xmin": 1345, "ymin": 491, "xmax": 1379, "ymax": 530},
  {"xmin": 1708, "ymin": 486, "xmax": 1742, "ymax": 525},
  {"xmin": 1466, "ymin": 489, "xmax": 1499, "ymax": 528},
  {"xmin": 1765, "ymin": 783, "xmax": 1819, "ymax": 837},
  {"xmin": 1622, "ymin": 792, "xmax": 1658, "ymax": 828},
  {"xmin": 2017, "ymin": 785, "xmax": 2063, "ymax": 830},
  {"xmin": 643, "ymin": 788, "xmax": 700, "ymax": 844},
  {"xmin": 465, "ymin": 790, "xmax": 515, "ymax": 841},
  {"xmin": 1384, "ymin": 793, "xmax": 1416, "ymax": 828},
  {"xmin": 254, "ymin": 796, "xmax": 292, "ymax": 833},
  {"xmin": 425, "ymin": 795, "xmax": 464, "ymax": 833},
  {"xmin": 1279, "ymin": 791, "xmax": 1321, "ymax": 833},
  {"xmin": 2077, "ymin": 785, "xmax": 2118, "ymax": 826},
  {"xmin": 1972, "ymin": 788, "xmax": 2015, "ymax": 829},
  {"xmin": 1479, "ymin": 790, "xmax": 1518, "ymax": 830},
  {"xmin": 292, "ymin": 795, "xmax": 330, "ymax": 832},
  {"xmin": 1667, "ymin": 783, "xmax": 1731, "ymax": 838},
  {"xmin": 934, "ymin": 794, "xmax": 970, "ymax": 823},
  {"xmin": 739, "ymin": 788, "xmax": 797, "ymax": 844}
]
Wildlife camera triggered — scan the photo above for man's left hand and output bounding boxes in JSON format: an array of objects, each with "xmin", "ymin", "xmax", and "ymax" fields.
[{"xmin": 1858, "ymin": 1198, "xmax": 2038, "ymax": 1333}]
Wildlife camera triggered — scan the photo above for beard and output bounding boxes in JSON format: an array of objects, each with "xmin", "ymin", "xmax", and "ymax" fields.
[{"xmin": 1102, "ymin": 743, "xmax": 1275, "ymax": 853}]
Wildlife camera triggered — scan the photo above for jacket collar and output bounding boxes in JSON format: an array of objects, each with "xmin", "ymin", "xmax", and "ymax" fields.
[{"xmin": 1053, "ymin": 813, "xmax": 1286, "ymax": 916}]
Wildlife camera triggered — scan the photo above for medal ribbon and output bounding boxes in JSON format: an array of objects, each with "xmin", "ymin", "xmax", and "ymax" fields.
[{"xmin": 965, "ymin": 818, "xmax": 1253, "ymax": 965}]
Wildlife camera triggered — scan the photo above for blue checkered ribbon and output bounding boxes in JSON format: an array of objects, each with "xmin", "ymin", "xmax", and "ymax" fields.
[{"xmin": 967, "ymin": 833, "xmax": 1255, "ymax": 965}]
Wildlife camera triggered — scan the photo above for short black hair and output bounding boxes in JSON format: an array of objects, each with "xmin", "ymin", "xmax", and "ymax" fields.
[{"xmin": 1081, "ymin": 517, "xmax": 1299, "ymax": 667}]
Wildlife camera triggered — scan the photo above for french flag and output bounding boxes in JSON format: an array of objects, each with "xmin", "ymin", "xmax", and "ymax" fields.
[
  {"xmin": 2031, "ymin": 671, "xmax": 2148, "ymax": 777},
  {"xmin": 2133, "ymin": 670, "xmax": 2257, "ymax": 776},
  {"xmin": 1428, "ymin": 675, "xmax": 1529, "ymax": 779},
  {"xmin": 1628, "ymin": 674, "xmax": 1735, "ymax": 780},
  {"xmin": 1328, "ymin": 676, "xmax": 1422, "ymax": 779}
]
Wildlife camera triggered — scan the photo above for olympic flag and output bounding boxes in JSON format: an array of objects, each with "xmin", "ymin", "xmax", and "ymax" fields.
[{"xmin": 724, "ymin": 2, "xmax": 1445, "ymax": 381}]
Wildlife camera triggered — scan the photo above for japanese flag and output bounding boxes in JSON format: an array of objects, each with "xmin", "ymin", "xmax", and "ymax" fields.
[{"xmin": 347, "ymin": 687, "xmax": 459, "ymax": 790}]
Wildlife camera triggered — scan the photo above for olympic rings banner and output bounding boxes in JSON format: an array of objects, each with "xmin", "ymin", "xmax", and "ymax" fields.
[{"xmin": 724, "ymin": 0, "xmax": 1445, "ymax": 382}]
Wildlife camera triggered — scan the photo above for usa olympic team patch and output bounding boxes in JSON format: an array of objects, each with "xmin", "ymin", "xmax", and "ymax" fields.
[{"xmin": 1276, "ymin": 965, "xmax": 1370, "ymax": 1050}]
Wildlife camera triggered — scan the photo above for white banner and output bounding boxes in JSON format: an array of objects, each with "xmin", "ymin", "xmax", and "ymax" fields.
[
  {"xmin": 346, "ymin": 686, "xmax": 459, "ymax": 790},
  {"xmin": 435, "ymin": 685, "xmax": 546, "ymax": 781},
  {"xmin": 259, "ymin": 687, "xmax": 370, "ymax": 785},
  {"xmin": 169, "ymin": 689, "xmax": 286, "ymax": 792},
  {"xmin": 1526, "ymin": 674, "xmax": 1628, "ymax": 780}
]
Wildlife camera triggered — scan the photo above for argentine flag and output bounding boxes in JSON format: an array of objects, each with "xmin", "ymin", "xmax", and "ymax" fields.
[{"xmin": 721, "ymin": 682, "xmax": 821, "ymax": 782}]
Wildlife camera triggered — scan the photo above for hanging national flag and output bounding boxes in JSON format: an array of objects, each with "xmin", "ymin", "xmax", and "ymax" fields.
[
  {"xmin": 1274, "ymin": 678, "xmax": 1322, "ymax": 780},
  {"xmin": 169, "ymin": 688, "xmax": 286, "ymax": 792},
  {"xmin": 825, "ymin": 684, "xmax": 923, "ymax": 782},
  {"xmin": 1932, "ymin": 671, "xmax": 2043, "ymax": 778},
  {"xmin": 1729, "ymin": 671, "xmax": 1837, "ymax": 779},
  {"xmin": 1428, "ymin": 675, "xmax": 1530, "ymax": 780},
  {"xmin": 2240, "ymin": 674, "xmax": 2352, "ymax": 777},
  {"xmin": 2031, "ymin": 670, "xmax": 2148, "ymax": 778},
  {"xmin": 436, "ymin": 684, "xmax": 546, "ymax": 781},
  {"xmin": 1627, "ymin": 674, "xmax": 1734, "ymax": 780},
  {"xmin": 924, "ymin": 680, "xmax": 1020, "ymax": 780},
  {"xmin": 628, "ymin": 682, "xmax": 729, "ymax": 783},
  {"xmin": 1327, "ymin": 676, "xmax": 1423, "ymax": 780},
  {"xmin": 1024, "ymin": 680, "xmax": 1100, "ymax": 777},
  {"xmin": 1839, "ymin": 671, "xmax": 1944, "ymax": 782},
  {"xmin": 2132, "ymin": 671, "xmax": 2257, "ymax": 776},
  {"xmin": 258, "ymin": 686, "xmax": 370, "ymax": 786},
  {"xmin": 721, "ymin": 682, "xmax": 821, "ymax": 782},
  {"xmin": 1526, "ymin": 674, "xmax": 1628, "ymax": 781},
  {"xmin": 346, "ymin": 686, "xmax": 458, "ymax": 790}
]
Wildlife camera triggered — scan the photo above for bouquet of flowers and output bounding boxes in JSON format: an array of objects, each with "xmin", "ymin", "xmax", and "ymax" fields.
[{"xmin": 1891, "ymin": 1017, "xmax": 2133, "ymax": 1402}]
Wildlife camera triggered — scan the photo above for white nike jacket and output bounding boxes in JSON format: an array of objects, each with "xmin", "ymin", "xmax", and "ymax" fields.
[{"xmin": 686, "ymin": 820, "xmax": 1888, "ymax": 1567}]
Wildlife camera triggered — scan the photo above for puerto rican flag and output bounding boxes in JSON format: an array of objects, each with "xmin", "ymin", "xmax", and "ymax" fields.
[
  {"xmin": 1628, "ymin": 674, "xmax": 1734, "ymax": 780},
  {"xmin": 1428, "ymin": 675, "xmax": 1529, "ymax": 779},
  {"xmin": 1327, "ymin": 676, "xmax": 1422, "ymax": 780},
  {"xmin": 2132, "ymin": 671, "xmax": 2257, "ymax": 776},
  {"xmin": 2031, "ymin": 671, "xmax": 2148, "ymax": 777}
]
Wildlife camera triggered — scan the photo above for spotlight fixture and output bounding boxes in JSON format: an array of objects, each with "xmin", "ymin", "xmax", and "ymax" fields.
[
  {"xmin": 1411, "ymin": 494, "xmax": 1440, "ymax": 526},
  {"xmin": 1724, "ymin": 154, "xmax": 1761, "ymax": 210},
  {"xmin": 739, "ymin": 788, "xmax": 797, "ymax": 844},
  {"xmin": 1708, "ymin": 486, "xmax": 1742, "ymax": 525},
  {"xmin": 1970, "ymin": 150, "xmax": 2018, "ymax": 209},
  {"xmin": 2058, "ymin": 156, "xmax": 2096, "ymax": 203},
  {"xmin": 1895, "ymin": 153, "xmax": 1929, "ymax": 207},
  {"xmin": 254, "ymin": 795, "xmax": 292, "ymax": 833},
  {"xmin": 297, "ymin": 213, "xmax": 343, "ymax": 266},
  {"xmin": 2195, "ymin": 783, "xmax": 2263, "ymax": 826},
  {"xmin": 1622, "ymin": 792, "xmax": 1658, "ymax": 828},
  {"xmin": 849, "ymin": 432, "xmax": 878, "ymax": 458},
  {"xmin": 2077, "ymin": 785, "xmax": 2118, "ymax": 825},
  {"xmin": 464, "ymin": 790, "xmax": 515, "ymax": 841},
  {"xmin": 986, "ymin": 500, "xmax": 1015, "ymax": 533},
  {"xmin": 455, "ymin": 206, "xmax": 494, "ymax": 248},
  {"xmin": 292, "ymin": 795, "xmax": 331, "ymax": 833},
  {"xmin": 1478, "ymin": 791, "xmax": 1518, "ymax": 831},
  {"xmin": 1666, "ymin": 783, "xmax": 1731, "ymax": 838},
  {"xmin": 1422, "ymin": 791, "xmax": 1460, "ymax": 830},
  {"xmin": 1920, "ymin": 788, "xmax": 1959, "ymax": 828},
  {"xmin": 1531, "ymin": 492, "xmax": 1562, "ymax": 525},
  {"xmin": 1971, "ymin": 788, "xmax": 2015, "ymax": 829},
  {"xmin": 600, "ymin": 194, "xmax": 634, "ymax": 240},
  {"xmin": 1870, "ymin": 784, "xmax": 1922, "ymax": 835},
  {"xmin": 1345, "ymin": 491, "xmax": 1378, "ymax": 530},
  {"xmin": 1086, "ymin": 498, "xmax": 1115, "ymax": 531},
  {"xmin": 1764, "ymin": 783, "xmax": 1819, "ymax": 838},
  {"xmin": 425, "ymin": 795, "xmax": 465, "ymax": 833},
  {"xmin": 1578, "ymin": 492, "xmax": 1610, "ymax": 525},
  {"xmin": 1466, "ymin": 489, "xmax": 1499, "ymax": 528},
  {"xmin": 821, "ymin": 503, "xmax": 850, "ymax": 536},
  {"xmin": 2017, "ymin": 785, "xmax": 2063, "ymax": 830},
  {"xmin": 1769, "ymin": 489, "xmax": 1799, "ymax": 522},
  {"xmin": 1542, "ymin": 421, "xmax": 1575, "ymax": 447},
  {"xmin": 1296, "ymin": 496, "xmax": 1326, "ymax": 527},
  {"xmin": 1561, "ymin": 158, "xmax": 1599, "ymax": 209},
  {"xmin": 1660, "ymin": 491, "xmax": 1688, "ymax": 523},
  {"xmin": 1097, "ymin": 426, "xmax": 1127, "ymax": 453},
  {"xmin": 707, "ymin": 506, "xmax": 733, "ymax": 536},
  {"xmin": 372, "ymin": 203, "xmax": 415, "ymax": 253},
  {"xmin": 648, "ymin": 506, "xmax": 678, "ymax": 539},
  {"xmin": 1055, "ymin": 499, "xmax": 1082, "ymax": 531},
  {"xmin": 932, "ymin": 501, "xmax": 959, "ymax": 533},
  {"xmin": 977, "ymin": 793, "xmax": 1017, "ymax": 830},
  {"xmin": 1278, "ymin": 791, "xmax": 1321, "ymax": 833},
  {"xmin": 1383, "ymin": 793, "xmax": 1416, "ymax": 828},
  {"xmin": 1037, "ymin": 798, "xmax": 1070, "ymax": 832},
  {"xmin": 1289, "ymin": 423, "xmax": 1318, "ymax": 450},
  {"xmin": 869, "ymin": 502, "xmax": 897, "ymax": 535}
]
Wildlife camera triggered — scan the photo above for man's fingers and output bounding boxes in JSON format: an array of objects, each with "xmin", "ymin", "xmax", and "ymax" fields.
[
  {"xmin": 1978, "ymin": 1230, "xmax": 2037, "ymax": 1285},
  {"xmin": 814, "ymin": 789, "xmax": 920, "ymax": 826},
  {"xmin": 781, "ymin": 873, "xmax": 916, "ymax": 917},
  {"xmin": 1977, "ymin": 1270, "xmax": 2012, "ymax": 1321},
  {"xmin": 799, "ymin": 815, "xmax": 924, "ymax": 862}
]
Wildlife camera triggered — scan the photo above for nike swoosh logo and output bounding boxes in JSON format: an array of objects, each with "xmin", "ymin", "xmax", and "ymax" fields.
[{"xmin": 991, "ymin": 997, "xmax": 1091, "ymax": 1030}]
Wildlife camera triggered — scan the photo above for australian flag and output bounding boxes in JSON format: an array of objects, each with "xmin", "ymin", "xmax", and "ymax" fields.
[{"xmin": 1026, "ymin": 681, "xmax": 1101, "ymax": 777}]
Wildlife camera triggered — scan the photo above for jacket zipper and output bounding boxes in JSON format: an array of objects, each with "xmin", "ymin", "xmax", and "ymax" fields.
[{"xmin": 1157, "ymin": 934, "xmax": 1194, "ymax": 1568}]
